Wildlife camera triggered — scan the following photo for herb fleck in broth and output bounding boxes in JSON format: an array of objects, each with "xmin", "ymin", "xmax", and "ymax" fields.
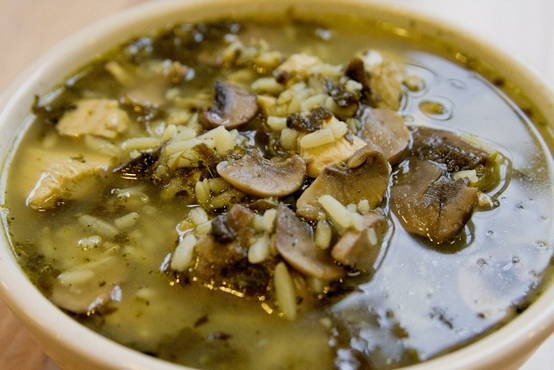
[{"xmin": 3, "ymin": 15, "xmax": 553, "ymax": 370}]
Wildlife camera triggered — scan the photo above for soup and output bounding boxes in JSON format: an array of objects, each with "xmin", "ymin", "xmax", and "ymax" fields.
[{"xmin": 2, "ymin": 14, "xmax": 553, "ymax": 370}]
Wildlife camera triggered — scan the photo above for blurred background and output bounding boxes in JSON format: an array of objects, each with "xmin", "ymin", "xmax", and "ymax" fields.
[{"xmin": 0, "ymin": 0, "xmax": 552, "ymax": 368}]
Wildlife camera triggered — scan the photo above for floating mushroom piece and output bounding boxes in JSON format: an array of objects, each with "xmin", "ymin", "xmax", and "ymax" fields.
[
  {"xmin": 331, "ymin": 213, "xmax": 386, "ymax": 272},
  {"xmin": 297, "ymin": 145, "xmax": 390, "ymax": 220},
  {"xmin": 391, "ymin": 159, "xmax": 478, "ymax": 243},
  {"xmin": 274, "ymin": 205, "xmax": 344, "ymax": 280},
  {"xmin": 51, "ymin": 255, "xmax": 127, "ymax": 314},
  {"xmin": 217, "ymin": 152, "xmax": 306, "ymax": 197},
  {"xmin": 360, "ymin": 108, "xmax": 410, "ymax": 164},
  {"xmin": 200, "ymin": 81, "xmax": 258, "ymax": 129},
  {"xmin": 411, "ymin": 127, "xmax": 490, "ymax": 172}
]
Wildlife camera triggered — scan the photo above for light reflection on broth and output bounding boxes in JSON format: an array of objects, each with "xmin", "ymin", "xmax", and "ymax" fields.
[{"xmin": 2, "ymin": 15, "xmax": 553, "ymax": 370}]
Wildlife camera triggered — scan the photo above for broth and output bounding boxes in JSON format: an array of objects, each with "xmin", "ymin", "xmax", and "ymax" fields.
[{"xmin": 2, "ymin": 15, "xmax": 553, "ymax": 370}]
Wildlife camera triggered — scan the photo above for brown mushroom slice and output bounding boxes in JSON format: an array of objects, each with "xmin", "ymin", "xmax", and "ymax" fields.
[
  {"xmin": 391, "ymin": 159, "xmax": 478, "ymax": 243},
  {"xmin": 200, "ymin": 81, "xmax": 258, "ymax": 129},
  {"xmin": 411, "ymin": 127, "xmax": 490, "ymax": 172},
  {"xmin": 297, "ymin": 145, "xmax": 390, "ymax": 220},
  {"xmin": 51, "ymin": 255, "xmax": 127, "ymax": 314},
  {"xmin": 360, "ymin": 108, "xmax": 410, "ymax": 164},
  {"xmin": 331, "ymin": 213, "xmax": 386, "ymax": 272},
  {"xmin": 217, "ymin": 153, "xmax": 306, "ymax": 197},
  {"xmin": 274, "ymin": 205, "xmax": 344, "ymax": 280}
]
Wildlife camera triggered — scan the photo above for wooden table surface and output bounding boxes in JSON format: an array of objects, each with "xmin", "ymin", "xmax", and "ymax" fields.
[{"xmin": 0, "ymin": 0, "xmax": 552, "ymax": 369}]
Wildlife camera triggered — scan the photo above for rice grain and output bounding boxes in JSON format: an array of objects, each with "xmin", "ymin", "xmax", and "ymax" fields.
[
  {"xmin": 274, "ymin": 262, "xmax": 297, "ymax": 320},
  {"xmin": 189, "ymin": 207, "xmax": 209, "ymax": 226},
  {"xmin": 315, "ymin": 220, "xmax": 332, "ymax": 249},
  {"xmin": 248, "ymin": 234, "xmax": 270, "ymax": 263},
  {"xmin": 319, "ymin": 195, "xmax": 352, "ymax": 229},
  {"xmin": 78, "ymin": 215, "xmax": 119, "ymax": 238},
  {"xmin": 170, "ymin": 234, "xmax": 197, "ymax": 272},
  {"xmin": 114, "ymin": 212, "xmax": 140, "ymax": 230}
]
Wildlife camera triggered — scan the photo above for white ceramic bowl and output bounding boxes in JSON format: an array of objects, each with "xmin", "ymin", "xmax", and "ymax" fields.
[{"xmin": 0, "ymin": 0, "xmax": 553, "ymax": 369}]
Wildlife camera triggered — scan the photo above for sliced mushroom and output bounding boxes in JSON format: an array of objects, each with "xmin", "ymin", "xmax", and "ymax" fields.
[
  {"xmin": 274, "ymin": 205, "xmax": 343, "ymax": 280},
  {"xmin": 217, "ymin": 152, "xmax": 306, "ymax": 197},
  {"xmin": 411, "ymin": 127, "xmax": 490, "ymax": 172},
  {"xmin": 391, "ymin": 159, "xmax": 478, "ymax": 243},
  {"xmin": 200, "ymin": 81, "xmax": 258, "ymax": 129},
  {"xmin": 331, "ymin": 213, "xmax": 386, "ymax": 272},
  {"xmin": 51, "ymin": 255, "xmax": 127, "ymax": 314},
  {"xmin": 360, "ymin": 108, "xmax": 410, "ymax": 164},
  {"xmin": 297, "ymin": 145, "xmax": 390, "ymax": 220}
]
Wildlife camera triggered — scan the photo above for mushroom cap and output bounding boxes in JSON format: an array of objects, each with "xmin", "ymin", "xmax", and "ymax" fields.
[
  {"xmin": 200, "ymin": 81, "xmax": 258, "ymax": 129},
  {"xmin": 360, "ymin": 108, "xmax": 410, "ymax": 164},
  {"xmin": 411, "ymin": 127, "xmax": 490, "ymax": 172},
  {"xmin": 391, "ymin": 159, "xmax": 478, "ymax": 243},
  {"xmin": 217, "ymin": 153, "xmax": 306, "ymax": 197},
  {"xmin": 274, "ymin": 205, "xmax": 343, "ymax": 280},
  {"xmin": 297, "ymin": 145, "xmax": 390, "ymax": 220}
]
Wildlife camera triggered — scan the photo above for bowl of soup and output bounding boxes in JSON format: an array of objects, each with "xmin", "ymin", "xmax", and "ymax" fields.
[{"xmin": 0, "ymin": 0, "xmax": 553, "ymax": 369}]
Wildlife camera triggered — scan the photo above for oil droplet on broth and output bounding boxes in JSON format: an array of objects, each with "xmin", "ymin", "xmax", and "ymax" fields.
[
  {"xmin": 404, "ymin": 64, "xmax": 436, "ymax": 97},
  {"xmin": 418, "ymin": 97, "xmax": 454, "ymax": 121},
  {"xmin": 403, "ymin": 75, "xmax": 426, "ymax": 93}
]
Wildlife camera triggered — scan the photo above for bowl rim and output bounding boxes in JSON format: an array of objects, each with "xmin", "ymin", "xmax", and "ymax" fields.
[{"xmin": 0, "ymin": 0, "xmax": 553, "ymax": 369}]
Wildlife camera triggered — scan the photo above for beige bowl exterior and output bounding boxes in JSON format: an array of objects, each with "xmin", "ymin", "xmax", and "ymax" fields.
[{"xmin": 0, "ymin": 0, "xmax": 553, "ymax": 369}]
